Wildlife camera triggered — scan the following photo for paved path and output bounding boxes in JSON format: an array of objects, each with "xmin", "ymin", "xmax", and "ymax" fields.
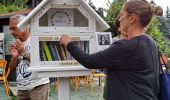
[{"xmin": 0, "ymin": 81, "xmax": 104, "ymax": 100}]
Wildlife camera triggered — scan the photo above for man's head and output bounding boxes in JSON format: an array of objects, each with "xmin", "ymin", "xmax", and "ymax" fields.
[{"xmin": 9, "ymin": 15, "xmax": 29, "ymax": 42}]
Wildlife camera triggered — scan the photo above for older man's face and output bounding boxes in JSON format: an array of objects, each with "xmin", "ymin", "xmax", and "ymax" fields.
[{"xmin": 9, "ymin": 19, "xmax": 22, "ymax": 39}]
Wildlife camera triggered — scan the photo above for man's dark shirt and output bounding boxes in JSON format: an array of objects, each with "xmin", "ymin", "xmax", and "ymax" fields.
[{"xmin": 67, "ymin": 35, "xmax": 159, "ymax": 100}]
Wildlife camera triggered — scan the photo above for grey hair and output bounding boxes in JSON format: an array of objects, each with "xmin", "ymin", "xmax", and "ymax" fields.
[
  {"xmin": 10, "ymin": 14, "xmax": 30, "ymax": 30},
  {"xmin": 10, "ymin": 15, "xmax": 26, "ymax": 23}
]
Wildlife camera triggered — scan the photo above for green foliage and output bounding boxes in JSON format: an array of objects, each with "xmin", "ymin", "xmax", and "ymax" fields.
[
  {"xmin": 105, "ymin": 0, "xmax": 124, "ymax": 37},
  {"xmin": 165, "ymin": 38, "xmax": 170, "ymax": 56},
  {"xmin": 0, "ymin": 0, "xmax": 28, "ymax": 14},
  {"xmin": 157, "ymin": 17, "xmax": 170, "ymax": 38},
  {"xmin": 147, "ymin": 17, "xmax": 168, "ymax": 55},
  {"xmin": 105, "ymin": 1, "xmax": 124, "ymax": 21},
  {"xmin": 0, "ymin": 0, "xmax": 28, "ymax": 6},
  {"xmin": 0, "ymin": 5, "xmax": 24, "ymax": 14}
]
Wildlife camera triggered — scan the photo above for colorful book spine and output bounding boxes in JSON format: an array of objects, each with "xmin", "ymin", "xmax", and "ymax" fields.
[
  {"xmin": 48, "ymin": 42, "xmax": 59, "ymax": 61},
  {"xmin": 42, "ymin": 41, "xmax": 52, "ymax": 61},
  {"xmin": 39, "ymin": 42, "xmax": 44, "ymax": 61},
  {"xmin": 56, "ymin": 43, "xmax": 64, "ymax": 60},
  {"xmin": 39, "ymin": 42, "xmax": 47, "ymax": 61},
  {"xmin": 39, "ymin": 41, "xmax": 89, "ymax": 61},
  {"xmin": 60, "ymin": 44, "xmax": 67, "ymax": 60},
  {"xmin": 53, "ymin": 42, "xmax": 61, "ymax": 61}
]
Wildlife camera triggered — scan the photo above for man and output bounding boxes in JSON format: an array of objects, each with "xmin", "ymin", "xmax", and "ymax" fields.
[{"xmin": 9, "ymin": 15, "xmax": 49, "ymax": 100}]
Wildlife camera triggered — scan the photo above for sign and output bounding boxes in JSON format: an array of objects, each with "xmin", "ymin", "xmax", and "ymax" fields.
[{"xmin": 96, "ymin": 32, "xmax": 112, "ymax": 51}]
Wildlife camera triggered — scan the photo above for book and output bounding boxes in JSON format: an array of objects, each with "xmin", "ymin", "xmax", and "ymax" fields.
[
  {"xmin": 42, "ymin": 41, "xmax": 52, "ymax": 61},
  {"xmin": 39, "ymin": 41, "xmax": 90, "ymax": 61},
  {"xmin": 39, "ymin": 42, "xmax": 43, "ymax": 61},
  {"xmin": 56, "ymin": 43, "xmax": 64, "ymax": 60},
  {"xmin": 48, "ymin": 42, "xmax": 59, "ymax": 61},
  {"xmin": 60, "ymin": 44, "xmax": 67, "ymax": 60},
  {"xmin": 53, "ymin": 42, "xmax": 61, "ymax": 61}
]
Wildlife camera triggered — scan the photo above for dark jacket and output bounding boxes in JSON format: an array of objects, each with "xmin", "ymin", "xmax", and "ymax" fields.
[{"xmin": 67, "ymin": 35, "xmax": 159, "ymax": 100}]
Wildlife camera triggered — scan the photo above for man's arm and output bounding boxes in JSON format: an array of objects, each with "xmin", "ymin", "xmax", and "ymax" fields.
[
  {"xmin": 9, "ymin": 56, "xmax": 18, "ymax": 71},
  {"xmin": 8, "ymin": 43, "xmax": 19, "ymax": 70},
  {"xmin": 15, "ymin": 39, "xmax": 30, "ymax": 62}
]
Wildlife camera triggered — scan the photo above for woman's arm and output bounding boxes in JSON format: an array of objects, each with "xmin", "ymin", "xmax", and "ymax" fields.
[{"xmin": 67, "ymin": 41, "xmax": 129, "ymax": 70}]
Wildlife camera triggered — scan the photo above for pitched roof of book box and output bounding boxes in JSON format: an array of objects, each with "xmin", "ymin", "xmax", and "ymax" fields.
[{"xmin": 17, "ymin": 0, "xmax": 110, "ymax": 32}]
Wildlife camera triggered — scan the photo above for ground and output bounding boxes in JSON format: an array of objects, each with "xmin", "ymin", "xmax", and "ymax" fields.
[{"xmin": 0, "ymin": 80, "xmax": 105, "ymax": 100}]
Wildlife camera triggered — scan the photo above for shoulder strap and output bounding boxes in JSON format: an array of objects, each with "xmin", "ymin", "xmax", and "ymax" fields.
[{"xmin": 158, "ymin": 50, "xmax": 169, "ymax": 74}]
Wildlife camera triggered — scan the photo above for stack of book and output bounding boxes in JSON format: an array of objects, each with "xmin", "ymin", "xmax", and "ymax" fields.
[{"xmin": 39, "ymin": 41, "xmax": 89, "ymax": 61}]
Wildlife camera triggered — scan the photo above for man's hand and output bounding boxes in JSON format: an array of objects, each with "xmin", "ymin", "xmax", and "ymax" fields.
[
  {"xmin": 8, "ymin": 42, "xmax": 19, "ymax": 71},
  {"xmin": 15, "ymin": 39, "xmax": 24, "ymax": 55},
  {"xmin": 9, "ymin": 43, "xmax": 19, "ymax": 58},
  {"xmin": 60, "ymin": 34, "xmax": 72, "ymax": 47}
]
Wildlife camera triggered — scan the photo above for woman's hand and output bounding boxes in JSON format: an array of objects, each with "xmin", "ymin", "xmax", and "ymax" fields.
[{"xmin": 60, "ymin": 34, "xmax": 72, "ymax": 47}]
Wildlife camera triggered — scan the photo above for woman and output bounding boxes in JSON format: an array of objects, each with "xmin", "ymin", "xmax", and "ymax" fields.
[{"xmin": 60, "ymin": 0, "xmax": 163, "ymax": 100}]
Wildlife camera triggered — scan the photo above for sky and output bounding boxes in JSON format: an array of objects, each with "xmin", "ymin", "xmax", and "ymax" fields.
[{"xmin": 89, "ymin": 0, "xmax": 170, "ymax": 15}]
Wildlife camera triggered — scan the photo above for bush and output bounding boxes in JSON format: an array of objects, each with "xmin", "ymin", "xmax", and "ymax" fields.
[
  {"xmin": 147, "ymin": 17, "xmax": 168, "ymax": 55},
  {"xmin": 165, "ymin": 38, "xmax": 170, "ymax": 56},
  {"xmin": 0, "ymin": 5, "xmax": 24, "ymax": 14},
  {"xmin": 0, "ymin": 0, "xmax": 28, "ymax": 14}
]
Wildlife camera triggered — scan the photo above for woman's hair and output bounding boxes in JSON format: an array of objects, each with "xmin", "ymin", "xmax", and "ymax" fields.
[
  {"xmin": 114, "ymin": 15, "xmax": 121, "ymax": 35},
  {"xmin": 124, "ymin": 0, "xmax": 163, "ymax": 27}
]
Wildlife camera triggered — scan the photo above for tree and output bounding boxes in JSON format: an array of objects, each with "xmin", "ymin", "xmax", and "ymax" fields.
[
  {"xmin": 97, "ymin": 7, "xmax": 105, "ymax": 18},
  {"xmin": 147, "ymin": 17, "xmax": 168, "ymax": 55},
  {"xmin": 157, "ymin": 17, "xmax": 170, "ymax": 39},
  {"xmin": 166, "ymin": 6, "xmax": 170, "ymax": 18},
  {"xmin": 150, "ymin": 0, "xmax": 156, "ymax": 5},
  {"xmin": 105, "ymin": 0, "xmax": 124, "ymax": 37},
  {"xmin": 88, "ymin": 0, "xmax": 105, "ymax": 18},
  {"xmin": 88, "ymin": 0, "xmax": 96, "ymax": 10},
  {"xmin": 156, "ymin": 6, "xmax": 170, "ymax": 56},
  {"xmin": 31, "ymin": 0, "xmax": 42, "ymax": 8}
]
